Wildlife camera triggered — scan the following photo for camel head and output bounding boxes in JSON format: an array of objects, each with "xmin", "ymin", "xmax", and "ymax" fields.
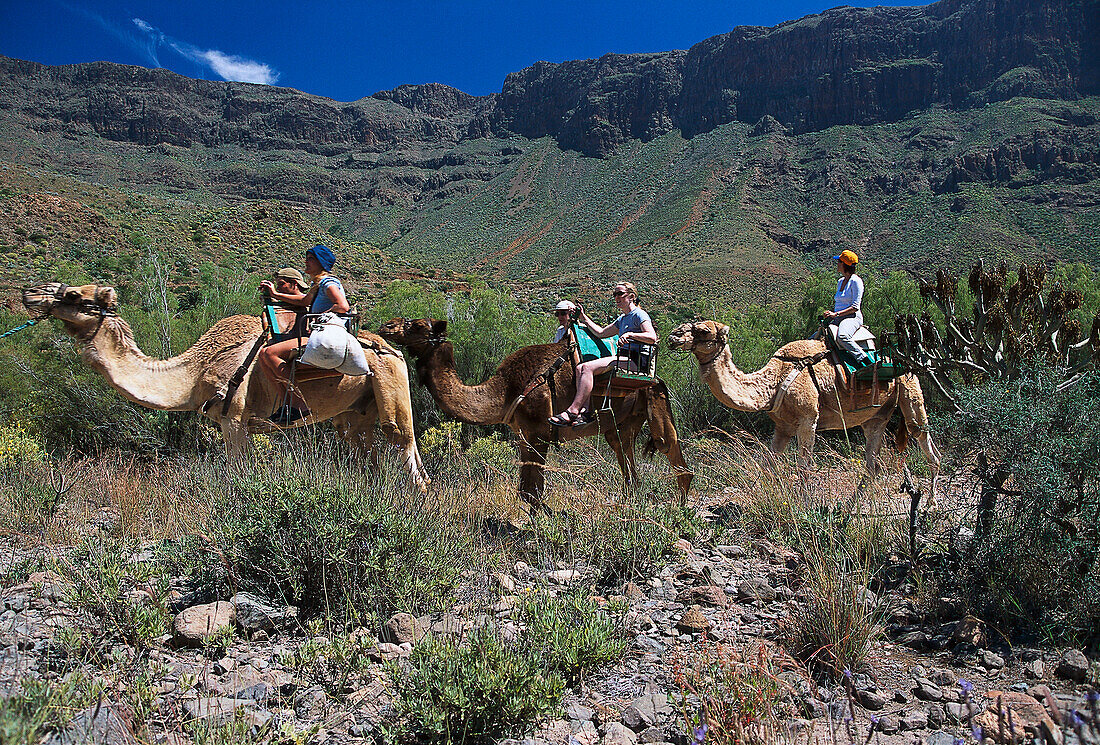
[
  {"xmin": 667, "ymin": 320, "xmax": 730, "ymax": 355},
  {"xmin": 378, "ymin": 318, "xmax": 448, "ymax": 351},
  {"xmin": 22, "ymin": 282, "xmax": 119, "ymax": 339}
]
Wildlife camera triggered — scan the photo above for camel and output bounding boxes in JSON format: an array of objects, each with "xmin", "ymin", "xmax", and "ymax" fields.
[
  {"xmin": 22, "ymin": 282, "xmax": 429, "ymax": 491},
  {"xmin": 378, "ymin": 318, "xmax": 693, "ymax": 512},
  {"xmin": 667, "ymin": 319, "xmax": 941, "ymax": 501}
]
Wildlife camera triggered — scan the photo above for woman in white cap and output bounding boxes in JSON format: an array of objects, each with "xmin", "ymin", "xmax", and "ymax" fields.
[{"xmin": 551, "ymin": 300, "xmax": 577, "ymax": 342}]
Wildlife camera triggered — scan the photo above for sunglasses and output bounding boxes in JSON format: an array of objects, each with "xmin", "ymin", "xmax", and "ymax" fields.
[
  {"xmin": 554, "ymin": 310, "xmax": 571, "ymax": 316},
  {"xmin": 612, "ymin": 290, "xmax": 628, "ymax": 297}
]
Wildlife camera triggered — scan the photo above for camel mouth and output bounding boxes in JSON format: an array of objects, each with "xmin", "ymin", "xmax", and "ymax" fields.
[{"xmin": 21, "ymin": 282, "xmax": 65, "ymax": 318}]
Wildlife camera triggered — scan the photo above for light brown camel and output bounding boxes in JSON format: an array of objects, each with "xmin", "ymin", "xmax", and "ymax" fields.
[
  {"xmin": 22, "ymin": 282, "xmax": 429, "ymax": 491},
  {"xmin": 378, "ymin": 318, "xmax": 693, "ymax": 512},
  {"xmin": 667, "ymin": 319, "xmax": 941, "ymax": 500}
]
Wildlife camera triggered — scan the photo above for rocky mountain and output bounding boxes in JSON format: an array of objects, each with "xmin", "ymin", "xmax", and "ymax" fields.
[{"xmin": 0, "ymin": 0, "xmax": 1098, "ymax": 300}]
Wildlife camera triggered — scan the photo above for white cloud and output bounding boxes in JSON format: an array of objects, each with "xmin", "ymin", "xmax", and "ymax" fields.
[{"xmin": 130, "ymin": 17, "xmax": 279, "ymax": 85}]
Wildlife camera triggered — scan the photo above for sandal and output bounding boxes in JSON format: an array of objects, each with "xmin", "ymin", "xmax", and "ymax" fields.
[
  {"xmin": 548, "ymin": 411, "xmax": 577, "ymax": 427},
  {"xmin": 270, "ymin": 405, "xmax": 310, "ymax": 426},
  {"xmin": 571, "ymin": 410, "xmax": 596, "ymax": 428}
]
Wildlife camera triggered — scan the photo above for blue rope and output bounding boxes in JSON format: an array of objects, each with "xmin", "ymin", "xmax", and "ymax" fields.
[{"xmin": 0, "ymin": 319, "xmax": 38, "ymax": 340}]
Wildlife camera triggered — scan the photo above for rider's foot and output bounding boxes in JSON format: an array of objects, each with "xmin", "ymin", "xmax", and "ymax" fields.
[{"xmin": 270, "ymin": 405, "xmax": 309, "ymax": 425}]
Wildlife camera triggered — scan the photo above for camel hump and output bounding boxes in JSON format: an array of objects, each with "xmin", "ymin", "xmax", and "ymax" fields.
[{"xmin": 357, "ymin": 331, "xmax": 403, "ymax": 358}]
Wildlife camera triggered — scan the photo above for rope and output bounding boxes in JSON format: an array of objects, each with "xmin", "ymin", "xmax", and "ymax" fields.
[{"xmin": 0, "ymin": 319, "xmax": 37, "ymax": 340}]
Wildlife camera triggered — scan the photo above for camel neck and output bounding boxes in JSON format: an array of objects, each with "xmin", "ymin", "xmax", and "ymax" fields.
[
  {"xmin": 82, "ymin": 317, "xmax": 209, "ymax": 410},
  {"xmin": 419, "ymin": 342, "xmax": 509, "ymax": 424},
  {"xmin": 698, "ymin": 346, "xmax": 777, "ymax": 412}
]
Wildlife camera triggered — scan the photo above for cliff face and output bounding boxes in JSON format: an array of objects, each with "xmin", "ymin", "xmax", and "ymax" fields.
[{"xmin": 495, "ymin": 0, "xmax": 1099, "ymax": 154}]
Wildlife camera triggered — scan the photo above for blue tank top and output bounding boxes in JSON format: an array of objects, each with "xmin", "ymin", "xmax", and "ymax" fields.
[{"xmin": 310, "ymin": 276, "xmax": 344, "ymax": 314}]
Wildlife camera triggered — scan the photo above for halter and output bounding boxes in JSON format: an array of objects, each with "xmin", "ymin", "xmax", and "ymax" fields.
[{"xmin": 27, "ymin": 283, "xmax": 118, "ymax": 340}]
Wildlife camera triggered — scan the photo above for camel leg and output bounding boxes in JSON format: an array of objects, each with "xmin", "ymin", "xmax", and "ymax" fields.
[
  {"xmin": 794, "ymin": 419, "xmax": 818, "ymax": 472},
  {"xmin": 861, "ymin": 417, "xmax": 891, "ymax": 480},
  {"xmin": 604, "ymin": 430, "xmax": 637, "ymax": 497},
  {"xmin": 333, "ymin": 407, "xmax": 379, "ymax": 473},
  {"xmin": 643, "ymin": 385, "xmax": 694, "ymax": 502},
  {"xmin": 899, "ymin": 378, "xmax": 942, "ymax": 506},
  {"xmin": 220, "ymin": 419, "xmax": 252, "ymax": 462},
  {"xmin": 770, "ymin": 427, "xmax": 795, "ymax": 456},
  {"xmin": 516, "ymin": 432, "xmax": 551, "ymax": 516},
  {"xmin": 372, "ymin": 358, "xmax": 430, "ymax": 492}
]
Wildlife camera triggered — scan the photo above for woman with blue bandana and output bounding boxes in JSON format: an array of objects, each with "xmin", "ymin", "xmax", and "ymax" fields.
[{"xmin": 258, "ymin": 244, "xmax": 350, "ymax": 424}]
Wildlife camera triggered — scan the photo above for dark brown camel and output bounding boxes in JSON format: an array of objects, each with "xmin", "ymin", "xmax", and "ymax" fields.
[{"xmin": 379, "ymin": 318, "xmax": 693, "ymax": 513}]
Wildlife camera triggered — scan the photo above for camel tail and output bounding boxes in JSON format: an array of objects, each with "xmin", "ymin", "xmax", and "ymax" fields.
[{"xmin": 895, "ymin": 414, "xmax": 909, "ymax": 453}]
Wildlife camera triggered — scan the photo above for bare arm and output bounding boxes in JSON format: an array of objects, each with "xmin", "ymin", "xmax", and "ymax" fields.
[
  {"xmin": 620, "ymin": 320, "xmax": 658, "ymax": 346},
  {"xmin": 324, "ymin": 281, "xmax": 351, "ymax": 314},
  {"xmin": 260, "ymin": 281, "xmax": 310, "ymax": 307},
  {"xmin": 575, "ymin": 303, "xmax": 619, "ymax": 338}
]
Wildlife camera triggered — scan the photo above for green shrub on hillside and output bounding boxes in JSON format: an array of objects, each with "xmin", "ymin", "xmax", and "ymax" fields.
[
  {"xmin": 515, "ymin": 589, "xmax": 627, "ymax": 685},
  {"xmin": 938, "ymin": 368, "xmax": 1100, "ymax": 643},
  {"xmin": 198, "ymin": 460, "xmax": 475, "ymax": 623},
  {"xmin": 389, "ymin": 625, "xmax": 564, "ymax": 744}
]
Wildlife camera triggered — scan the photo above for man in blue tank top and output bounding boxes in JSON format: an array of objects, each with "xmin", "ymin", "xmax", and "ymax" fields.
[{"xmin": 548, "ymin": 282, "xmax": 657, "ymax": 428}]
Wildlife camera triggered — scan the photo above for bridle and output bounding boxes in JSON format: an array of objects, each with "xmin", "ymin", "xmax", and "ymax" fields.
[{"xmin": 25, "ymin": 283, "xmax": 118, "ymax": 340}]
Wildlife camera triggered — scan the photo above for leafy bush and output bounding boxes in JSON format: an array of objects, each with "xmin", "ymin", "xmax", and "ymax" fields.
[
  {"xmin": 389, "ymin": 625, "xmax": 564, "ymax": 744},
  {"xmin": 515, "ymin": 589, "xmax": 627, "ymax": 685},
  {"xmin": 0, "ymin": 673, "xmax": 105, "ymax": 745},
  {"xmin": 199, "ymin": 460, "xmax": 475, "ymax": 623},
  {"xmin": 939, "ymin": 368, "xmax": 1100, "ymax": 643}
]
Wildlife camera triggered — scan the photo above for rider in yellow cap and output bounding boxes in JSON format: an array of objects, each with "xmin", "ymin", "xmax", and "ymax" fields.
[{"xmin": 823, "ymin": 250, "xmax": 869, "ymax": 366}]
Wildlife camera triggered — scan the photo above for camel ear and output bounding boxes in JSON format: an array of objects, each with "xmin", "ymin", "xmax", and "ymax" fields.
[
  {"xmin": 716, "ymin": 324, "xmax": 729, "ymax": 345},
  {"xmin": 431, "ymin": 319, "xmax": 447, "ymax": 336},
  {"xmin": 95, "ymin": 286, "xmax": 118, "ymax": 310}
]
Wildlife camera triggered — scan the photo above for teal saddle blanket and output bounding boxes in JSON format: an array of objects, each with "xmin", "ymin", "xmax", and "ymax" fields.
[
  {"xmin": 838, "ymin": 348, "xmax": 906, "ymax": 383},
  {"xmin": 574, "ymin": 326, "xmax": 618, "ymax": 362}
]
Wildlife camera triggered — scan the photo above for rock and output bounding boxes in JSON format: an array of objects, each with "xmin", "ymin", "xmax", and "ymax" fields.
[
  {"xmin": 1055, "ymin": 649, "xmax": 1089, "ymax": 682},
  {"xmin": 980, "ymin": 650, "xmax": 1006, "ymax": 670},
  {"xmin": 234, "ymin": 682, "xmax": 275, "ymax": 703},
  {"xmin": 293, "ymin": 686, "xmax": 328, "ymax": 720},
  {"xmin": 900, "ymin": 710, "xmax": 929, "ymax": 730},
  {"xmin": 213, "ymin": 656, "xmax": 237, "ymax": 675},
  {"xmin": 230, "ymin": 593, "xmax": 297, "ymax": 633},
  {"xmin": 548, "ymin": 569, "xmax": 581, "ymax": 584},
  {"xmin": 945, "ymin": 702, "xmax": 968, "ymax": 722},
  {"xmin": 854, "ymin": 689, "xmax": 886, "ymax": 711},
  {"xmin": 877, "ymin": 715, "xmax": 900, "ymax": 734},
  {"xmin": 601, "ymin": 722, "xmax": 638, "ymax": 745},
  {"xmin": 621, "ymin": 693, "xmax": 672, "ymax": 731},
  {"xmin": 184, "ymin": 698, "xmax": 270, "ymax": 729},
  {"xmin": 637, "ymin": 727, "xmax": 666, "ymax": 743},
  {"xmin": 44, "ymin": 702, "xmax": 139, "ymax": 744},
  {"xmin": 622, "ymin": 582, "xmax": 645, "ymax": 599},
  {"xmin": 914, "ymin": 679, "xmax": 944, "ymax": 702},
  {"xmin": 492, "ymin": 572, "xmax": 516, "ymax": 593},
  {"xmin": 675, "ymin": 607, "xmax": 710, "ymax": 634},
  {"xmin": 173, "ymin": 601, "xmax": 234, "ymax": 647},
  {"xmin": 675, "ymin": 586, "xmax": 729, "ymax": 608},
  {"xmin": 716, "ymin": 544, "xmax": 747, "ymax": 558},
  {"xmin": 737, "ymin": 578, "xmax": 777, "ymax": 602},
  {"xmin": 1023, "ymin": 659, "xmax": 1044, "ymax": 679},
  {"xmin": 952, "ymin": 615, "xmax": 987, "ymax": 647},
  {"xmin": 925, "ymin": 731, "xmax": 956, "ymax": 745},
  {"xmin": 382, "ymin": 612, "xmax": 427, "ymax": 645},
  {"xmin": 566, "ymin": 702, "xmax": 595, "ymax": 722},
  {"xmin": 800, "ymin": 697, "xmax": 826, "ymax": 719},
  {"xmin": 898, "ymin": 630, "xmax": 932, "ymax": 649},
  {"xmin": 974, "ymin": 691, "xmax": 1058, "ymax": 744}
]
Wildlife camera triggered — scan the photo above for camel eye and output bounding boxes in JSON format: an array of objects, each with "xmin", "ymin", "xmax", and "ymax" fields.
[{"xmin": 64, "ymin": 290, "xmax": 82, "ymax": 302}]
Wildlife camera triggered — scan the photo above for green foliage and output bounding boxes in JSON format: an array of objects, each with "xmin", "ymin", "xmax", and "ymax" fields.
[
  {"xmin": 279, "ymin": 628, "xmax": 377, "ymax": 698},
  {"xmin": 61, "ymin": 540, "xmax": 172, "ymax": 650},
  {"xmin": 514, "ymin": 589, "xmax": 628, "ymax": 685},
  {"xmin": 389, "ymin": 625, "xmax": 564, "ymax": 744},
  {"xmin": 0, "ymin": 673, "xmax": 105, "ymax": 745},
  {"xmin": 530, "ymin": 501, "xmax": 702, "ymax": 590},
  {"xmin": 940, "ymin": 368, "xmax": 1100, "ymax": 643},
  {"xmin": 193, "ymin": 452, "xmax": 475, "ymax": 623}
]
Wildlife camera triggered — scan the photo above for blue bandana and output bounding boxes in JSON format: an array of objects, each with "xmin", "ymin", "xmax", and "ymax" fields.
[{"xmin": 307, "ymin": 244, "xmax": 336, "ymax": 271}]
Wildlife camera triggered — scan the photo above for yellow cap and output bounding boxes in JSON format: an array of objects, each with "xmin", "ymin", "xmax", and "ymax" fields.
[{"xmin": 834, "ymin": 250, "xmax": 859, "ymax": 266}]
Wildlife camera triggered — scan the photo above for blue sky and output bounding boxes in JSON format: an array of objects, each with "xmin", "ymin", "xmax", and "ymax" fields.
[{"xmin": 2, "ymin": 0, "xmax": 928, "ymax": 101}]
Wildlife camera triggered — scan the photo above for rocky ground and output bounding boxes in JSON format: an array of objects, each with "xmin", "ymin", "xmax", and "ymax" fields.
[{"xmin": 1, "ymin": 528, "xmax": 1097, "ymax": 745}]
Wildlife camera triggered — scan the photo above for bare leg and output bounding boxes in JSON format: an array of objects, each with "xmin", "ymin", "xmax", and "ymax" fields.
[
  {"xmin": 564, "ymin": 358, "xmax": 613, "ymax": 415},
  {"xmin": 258, "ymin": 338, "xmax": 309, "ymax": 409}
]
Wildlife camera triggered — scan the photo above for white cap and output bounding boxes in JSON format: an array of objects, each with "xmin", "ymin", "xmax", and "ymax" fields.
[{"xmin": 553, "ymin": 300, "xmax": 577, "ymax": 312}]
